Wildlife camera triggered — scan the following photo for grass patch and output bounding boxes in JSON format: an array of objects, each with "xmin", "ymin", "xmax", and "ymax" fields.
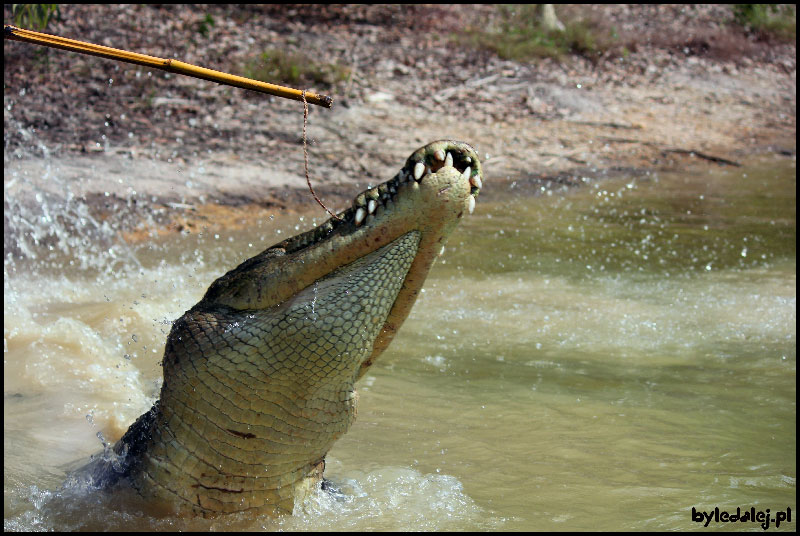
[
  {"xmin": 731, "ymin": 4, "xmax": 796, "ymax": 42},
  {"xmin": 195, "ymin": 13, "xmax": 215, "ymax": 37},
  {"xmin": 457, "ymin": 5, "xmax": 617, "ymax": 62},
  {"xmin": 11, "ymin": 4, "xmax": 61, "ymax": 30},
  {"xmin": 241, "ymin": 48, "xmax": 350, "ymax": 89}
]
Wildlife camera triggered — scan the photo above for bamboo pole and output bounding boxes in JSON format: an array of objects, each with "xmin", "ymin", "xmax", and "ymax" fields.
[{"xmin": 4, "ymin": 25, "xmax": 333, "ymax": 108}]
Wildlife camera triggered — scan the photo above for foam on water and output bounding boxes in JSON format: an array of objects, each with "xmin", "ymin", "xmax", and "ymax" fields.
[{"xmin": 4, "ymin": 466, "xmax": 496, "ymax": 531}]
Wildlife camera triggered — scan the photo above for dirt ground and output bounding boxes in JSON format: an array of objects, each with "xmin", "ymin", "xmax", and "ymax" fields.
[{"xmin": 3, "ymin": 5, "xmax": 796, "ymax": 241}]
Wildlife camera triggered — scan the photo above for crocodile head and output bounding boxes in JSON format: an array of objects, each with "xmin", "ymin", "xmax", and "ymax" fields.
[
  {"xmin": 98, "ymin": 140, "xmax": 483, "ymax": 517},
  {"xmin": 201, "ymin": 139, "xmax": 483, "ymax": 376}
]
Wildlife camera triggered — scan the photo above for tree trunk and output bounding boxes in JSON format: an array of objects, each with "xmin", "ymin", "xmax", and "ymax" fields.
[{"xmin": 538, "ymin": 4, "xmax": 565, "ymax": 32}]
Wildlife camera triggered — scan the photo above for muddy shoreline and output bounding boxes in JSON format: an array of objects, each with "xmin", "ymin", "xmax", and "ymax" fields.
[{"xmin": 4, "ymin": 5, "xmax": 796, "ymax": 244}]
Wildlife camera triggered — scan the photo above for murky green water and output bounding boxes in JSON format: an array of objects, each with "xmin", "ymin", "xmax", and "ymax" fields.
[{"xmin": 4, "ymin": 159, "xmax": 796, "ymax": 531}]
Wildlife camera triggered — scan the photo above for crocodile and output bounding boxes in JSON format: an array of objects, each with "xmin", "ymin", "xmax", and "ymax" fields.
[{"xmin": 77, "ymin": 140, "xmax": 483, "ymax": 517}]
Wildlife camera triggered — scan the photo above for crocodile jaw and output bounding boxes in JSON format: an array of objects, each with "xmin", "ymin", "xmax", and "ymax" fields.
[{"xmin": 201, "ymin": 140, "xmax": 483, "ymax": 372}]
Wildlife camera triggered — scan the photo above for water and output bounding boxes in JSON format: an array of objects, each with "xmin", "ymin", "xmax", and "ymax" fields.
[{"xmin": 4, "ymin": 158, "xmax": 796, "ymax": 531}]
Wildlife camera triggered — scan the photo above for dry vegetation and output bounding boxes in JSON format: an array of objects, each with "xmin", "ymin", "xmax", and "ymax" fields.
[{"xmin": 3, "ymin": 4, "xmax": 796, "ymax": 235}]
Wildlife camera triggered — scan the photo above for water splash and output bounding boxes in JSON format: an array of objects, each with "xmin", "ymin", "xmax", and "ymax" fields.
[{"xmin": 281, "ymin": 466, "xmax": 505, "ymax": 531}]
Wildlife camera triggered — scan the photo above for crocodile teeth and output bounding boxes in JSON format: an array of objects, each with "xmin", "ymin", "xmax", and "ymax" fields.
[
  {"xmin": 355, "ymin": 207, "xmax": 366, "ymax": 225},
  {"xmin": 468, "ymin": 195, "xmax": 476, "ymax": 214},
  {"xmin": 413, "ymin": 162, "xmax": 425, "ymax": 181},
  {"xmin": 367, "ymin": 199, "xmax": 377, "ymax": 214},
  {"xmin": 470, "ymin": 174, "xmax": 482, "ymax": 189},
  {"xmin": 444, "ymin": 151, "xmax": 453, "ymax": 168},
  {"xmin": 464, "ymin": 156, "xmax": 472, "ymax": 164},
  {"xmin": 461, "ymin": 166, "xmax": 471, "ymax": 182},
  {"xmin": 433, "ymin": 149, "xmax": 446, "ymax": 161}
]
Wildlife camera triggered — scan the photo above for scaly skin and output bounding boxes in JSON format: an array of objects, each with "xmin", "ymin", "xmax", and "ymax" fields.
[{"xmin": 83, "ymin": 140, "xmax": 483, "ymax": 517}]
